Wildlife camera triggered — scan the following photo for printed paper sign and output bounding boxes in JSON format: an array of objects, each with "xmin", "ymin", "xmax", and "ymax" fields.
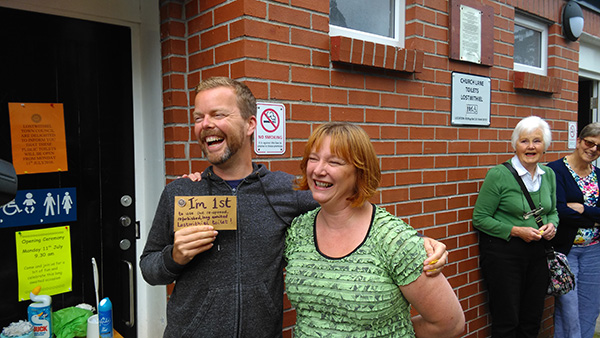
[
  {"xmin": 9, "ymin": 102, "xmax": 68, "ymax": 175},
  {"xmin": 16, "ymin": 225, "xmax": 72, "ymax": 301},
  {"xmin": 174, "ymin": 196, "xmax": 237, "ymax": 231}
]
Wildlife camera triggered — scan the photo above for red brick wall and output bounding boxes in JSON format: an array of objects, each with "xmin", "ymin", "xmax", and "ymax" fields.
[{"xmin": 159, "ymin": 0, "xmax": 596, "ymax": 336}]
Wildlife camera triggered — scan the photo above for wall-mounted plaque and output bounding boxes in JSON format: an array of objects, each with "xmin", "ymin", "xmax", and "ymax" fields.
[
  {"xmin": 449, "ymin": 0, "xmax": 494, "ymax": 66},
  {"xmin": 460, "ymin": 5, "xmax": 482, "ymax": 64},
  {"xmin": 451, "ymin": 72, "xmax": 491, "ymax": 126}
]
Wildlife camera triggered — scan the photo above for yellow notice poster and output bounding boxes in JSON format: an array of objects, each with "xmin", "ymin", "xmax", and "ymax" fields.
[
  {"xmin": 174, "ymin": 196, "xmax": 237, "ymax": 231},
  {"xmin": 16, "ymin": 226, "xmax": 72, "ymax": 301},
  {"xmin": 9, "ymin": 102, "xmax": 68, "ymax": 175}
]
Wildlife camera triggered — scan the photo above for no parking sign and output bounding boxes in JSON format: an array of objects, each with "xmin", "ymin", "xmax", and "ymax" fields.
[{"xmin": 255, "ymin": 103, "xmax": 286, "ymax": 155}]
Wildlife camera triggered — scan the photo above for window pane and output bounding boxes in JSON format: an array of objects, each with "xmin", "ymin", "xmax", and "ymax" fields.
[
  {"xmin": 330, "ymin": 0, "xmax": 395, "ymax": 38},
  {"xmin": 514, "ymin": 24, "xmax": 541, "ymax": 68}
]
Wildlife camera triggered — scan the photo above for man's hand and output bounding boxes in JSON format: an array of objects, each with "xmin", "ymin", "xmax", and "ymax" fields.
[
  {"xmin": 172, "ymin": 226, "xmax": 218, "ymax": 265},
  {"xmin": 423, "ymin": 237, "xmax": 448, "ymax": 277},
  {"xmin": 179, "ymin": 172, "xmax": 202, "ymax": 181}
]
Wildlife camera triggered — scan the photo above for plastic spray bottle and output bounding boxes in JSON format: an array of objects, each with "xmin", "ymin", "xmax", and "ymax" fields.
[
  {"xmin": 27, "ymin": 286, "xmax": 52, "ymax": 338},
  {"xmin": 98, "ymin": 297, "xmax": 113, "ymax": 338}
]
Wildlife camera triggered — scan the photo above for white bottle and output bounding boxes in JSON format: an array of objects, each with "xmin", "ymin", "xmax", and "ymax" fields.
[{"xmin": 27, "ymin": 286, "xmax": 52, "ymax": 338}]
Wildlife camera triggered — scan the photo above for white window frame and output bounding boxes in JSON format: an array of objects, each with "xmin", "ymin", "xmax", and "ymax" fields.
[
  {"xmin": 329, "ymin": 0, "xmax": 405, "ymax": 48},
  {"xmin": 513, "ymin": 14, "xmax": 548, "ymax": 76}
]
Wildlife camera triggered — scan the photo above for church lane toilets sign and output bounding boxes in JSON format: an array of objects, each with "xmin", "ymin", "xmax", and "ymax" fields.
[{"xmin": 451, "ymin": 72, "xmax": 491, "ymax": 126}]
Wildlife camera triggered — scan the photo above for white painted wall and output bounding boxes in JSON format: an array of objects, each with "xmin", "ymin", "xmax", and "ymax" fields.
[
  {"xmin": 580, "ymin": 33, "xmax": 600, "ymax": 81},
  {"xmin": 0, "ymin": 0, "xmax": 167, "ymax": 336},
  {"xmin": 581, "ymin": 33, "xmax": 600, "ymax": 126}
]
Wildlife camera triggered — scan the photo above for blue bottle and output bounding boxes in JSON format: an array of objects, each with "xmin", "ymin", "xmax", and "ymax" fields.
[{"xmin": 98, "ymin": 297, "xmax": 113, "ymax": 338}]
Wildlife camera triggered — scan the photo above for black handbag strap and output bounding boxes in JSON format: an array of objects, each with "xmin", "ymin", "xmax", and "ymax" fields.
[
  {"xmin": 502, "ymin": 162, "xmax": 553, "ymax": 252},
  {"xmin": 502, "ymin": 162, "xmax": 539, "ymax": 221}
]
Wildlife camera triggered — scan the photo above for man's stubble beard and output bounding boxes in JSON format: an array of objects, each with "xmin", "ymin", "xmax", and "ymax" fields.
[
  {"xmin": 203, "ymin": 146, "xmax": 233, "ymax": 165},
  {"xmin": 200, "ymin": 128, "xmax": 245, "ymax": 166}
]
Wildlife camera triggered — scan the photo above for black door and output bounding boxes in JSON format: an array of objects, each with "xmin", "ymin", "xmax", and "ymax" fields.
[{"xmin": 0, "ymin": 7, "xmax": 137, "ymax": 337}]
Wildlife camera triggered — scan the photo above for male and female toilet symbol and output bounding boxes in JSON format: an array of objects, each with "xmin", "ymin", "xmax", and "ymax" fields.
[{"xmin": 39, "ymin": 191, "xmax": 73, "ymax": 216}]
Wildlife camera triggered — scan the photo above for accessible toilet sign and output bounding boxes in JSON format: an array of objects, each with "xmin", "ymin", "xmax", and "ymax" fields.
[
  {"xmin": 255, "ymin": 103, "xmax": 286, "ymax": 155},
  {"xmin": 0, "ymin": 188, "xmax": 77, "ymax": 228}
]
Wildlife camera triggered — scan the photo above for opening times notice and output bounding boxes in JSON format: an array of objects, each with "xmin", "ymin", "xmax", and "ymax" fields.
[
  {"xmin": 20, "ymin": 124, "xmax": 58, "ymax": 165},
  {"xmin": 9, "ymin": 102, "xmax": 68, "ymax": 175}
]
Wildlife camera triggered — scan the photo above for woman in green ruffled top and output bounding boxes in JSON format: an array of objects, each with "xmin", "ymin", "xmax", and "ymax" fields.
[{"xmin": 285, "ymin": 122, "xmax": 465, "ymax": 337}]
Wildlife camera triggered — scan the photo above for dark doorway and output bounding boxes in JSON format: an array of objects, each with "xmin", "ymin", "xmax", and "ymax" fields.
[
  {"xmin": 0, "ymin": 7, "xmax": 137, "ymax": 337},
  {"xmin": 578, "ymin": 79, "xmax": 594, "ymax": 134}
]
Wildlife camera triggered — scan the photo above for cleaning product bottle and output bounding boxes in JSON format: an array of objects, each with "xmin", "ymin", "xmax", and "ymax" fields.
[
  {"xmin": 27, "ymin": 286, "xmax": 52, "ymax": 338},
  {"xmin": 98, "ymin": 297, "xmax": 113, "ymax": 338}
]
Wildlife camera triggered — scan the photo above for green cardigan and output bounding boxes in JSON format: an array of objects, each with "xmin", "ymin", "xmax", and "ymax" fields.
[{"xmin": 473, "ymin": 161, "xmax": 559, "ymax": 241}]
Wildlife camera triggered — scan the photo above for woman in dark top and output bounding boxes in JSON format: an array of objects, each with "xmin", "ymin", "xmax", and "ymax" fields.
[{"xmin": 547, "ymin": 122, "xmax": 600, "ymax": 338}]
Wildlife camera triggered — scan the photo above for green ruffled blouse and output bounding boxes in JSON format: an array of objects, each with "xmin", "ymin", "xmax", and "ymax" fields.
[{"xmin": 284, "ymin": 205, "xmax": 426, "ymax": 337}]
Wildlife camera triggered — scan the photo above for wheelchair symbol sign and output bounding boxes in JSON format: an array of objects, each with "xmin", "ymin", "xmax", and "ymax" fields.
[{"xmin": 0, "ymin": 187, "xmax": 77, "ymax": 228}]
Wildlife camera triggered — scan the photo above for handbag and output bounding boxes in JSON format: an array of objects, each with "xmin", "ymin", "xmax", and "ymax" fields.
[
  {"xmin": 502, "ymin": 162, "xmax": 575, "ymax": 296},
  {"xmin": 545, "ymin": 248, "xmax": 575, "ymax": 296}
]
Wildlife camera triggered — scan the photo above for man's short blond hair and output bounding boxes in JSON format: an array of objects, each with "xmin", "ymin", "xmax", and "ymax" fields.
[{"xmin": 196, "ymin": 77, "xmax": 256, "ymax": 119}]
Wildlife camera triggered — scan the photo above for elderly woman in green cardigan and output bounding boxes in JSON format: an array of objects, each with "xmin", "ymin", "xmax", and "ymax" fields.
[{"xmin": 473, "ymin": 115, "xmax": 558, "ymax": 338}]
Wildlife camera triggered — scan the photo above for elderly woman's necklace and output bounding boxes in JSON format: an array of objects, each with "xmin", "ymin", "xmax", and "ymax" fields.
[{"xmin": 522, "ymin": 190, "xmax": 543, "ymax": 221}]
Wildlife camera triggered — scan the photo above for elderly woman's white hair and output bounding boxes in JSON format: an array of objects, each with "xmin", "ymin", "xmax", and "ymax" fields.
[{"xmin": 510, "ymin": 116, "xmax": 552, "ymax": 152}]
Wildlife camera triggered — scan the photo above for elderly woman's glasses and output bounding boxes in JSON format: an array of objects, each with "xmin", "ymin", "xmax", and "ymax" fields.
[{"xmin": 582, "ymin": 139, "xmax": 600, "ymax": 150}]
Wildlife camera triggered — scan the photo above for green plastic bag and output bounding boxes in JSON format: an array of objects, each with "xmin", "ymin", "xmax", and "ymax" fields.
[{"xmin": 51, "ymin": 307, "xmax": 92, "ymax": 338}]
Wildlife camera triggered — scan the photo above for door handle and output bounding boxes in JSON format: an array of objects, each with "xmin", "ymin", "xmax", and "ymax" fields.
[{"xmin": 122, "ymin": 259, "xmax": 135, "ymax": 327}]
